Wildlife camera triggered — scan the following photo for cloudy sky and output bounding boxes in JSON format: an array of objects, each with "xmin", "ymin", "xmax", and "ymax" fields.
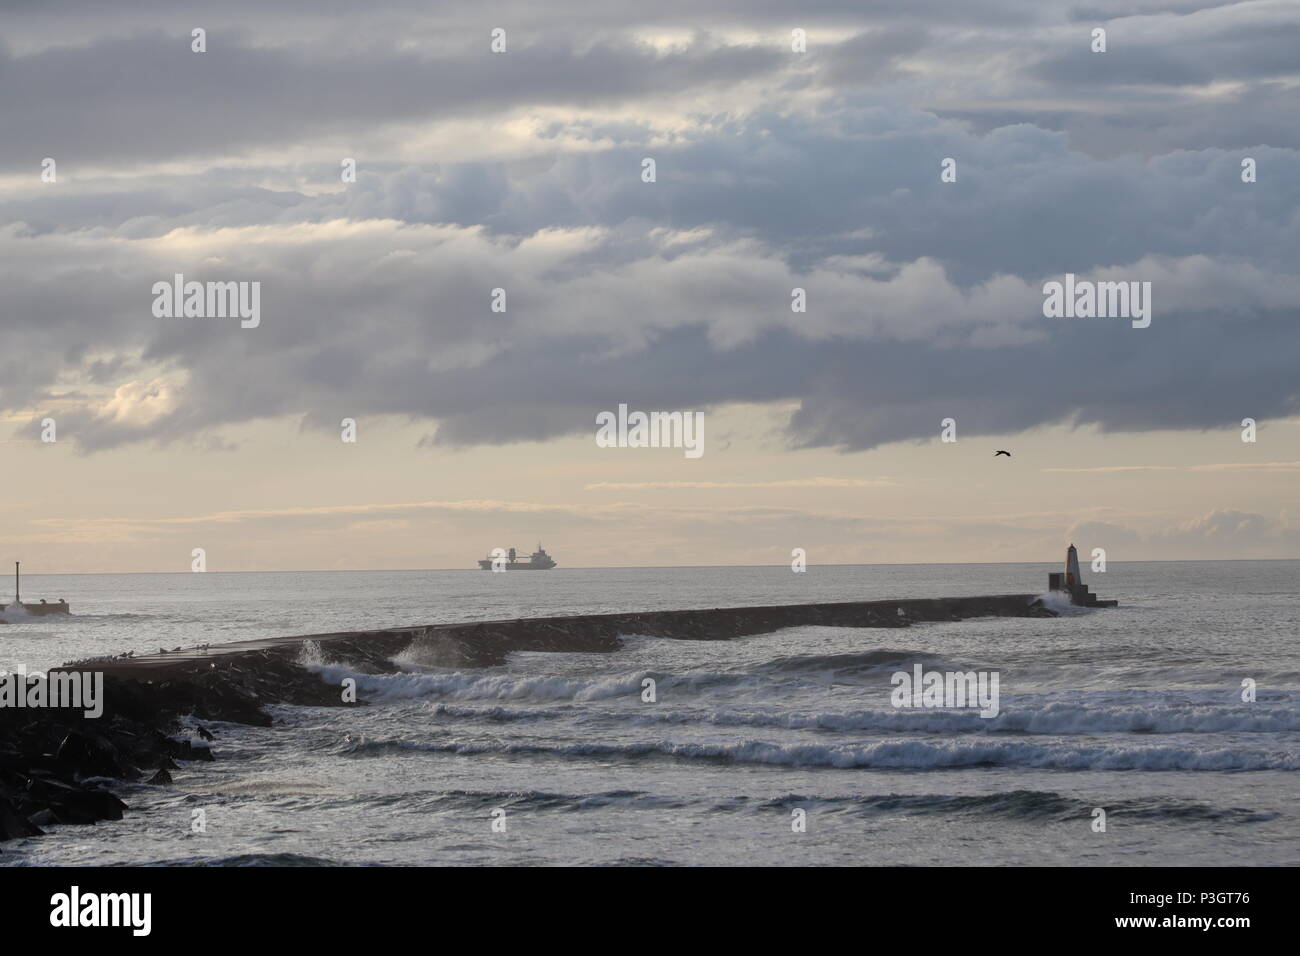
[{"xmin": 1, "ymin": 0, "xmax": 1297, "ymax": 572}]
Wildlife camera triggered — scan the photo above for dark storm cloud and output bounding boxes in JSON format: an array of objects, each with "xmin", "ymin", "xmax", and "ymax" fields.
[
  {"xmin": 0, "ymin": 0, "xmax": 1047, "ymax": 39},
  {"xmin": 816, "ymin": 25, "xmax": 930, "ymax": 85},
  {"xmin": 935, "ymin": 81, "xmax": 1300, "ymax": 157},
  {"xmin": 787, "ymin": 309, "xmax": 1300, "ymax": 451},
  {"xmin": 1030, "ymin": 19, "xmax": 1300, "ymax": 86},
  {"xmin": 1, "ymin": 0, "xmax": 1297, "ymax": 454},
  {"xmin": 4, "ymin": 1, "xmax": 1295, "ymax": 175},
  {"xmin": 0, "ymin": 30, "xmax": 781, "ymax": 171},
  {"xmin": 322, "ymin": 122, "xmax": 1297, "ymax": 284}
]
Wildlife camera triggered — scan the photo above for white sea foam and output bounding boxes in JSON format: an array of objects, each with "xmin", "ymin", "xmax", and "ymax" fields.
[
  {"xmin": 1033, "ymin": 590, "xmax": 1088, "ymax": 615},
  {"xmin": 309, "ymin": 663, "xmax": 668, "ymax": 703},
  {"xmin": 304, "ymin": 655, "xmax": 1300, "ymax": 738},
  {"xmin": 1, "ymin": 602, "xmax": 34, "ymax": 623},
  {"xmin": 296, "ymin": 639, "xmax": 326, "ymax": 668}
]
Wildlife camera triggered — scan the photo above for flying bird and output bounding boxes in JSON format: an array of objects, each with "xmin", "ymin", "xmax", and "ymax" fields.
[{"xmin": 994, "ymin": 450, "xmax": 1011, "ymax": 457}]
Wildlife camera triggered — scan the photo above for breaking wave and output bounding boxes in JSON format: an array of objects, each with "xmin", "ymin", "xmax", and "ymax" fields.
[
  {"xmin": 1031, "ymin": 590, "xmax": 1093, "ymax": 616},
  {"xmin": 336, "ymin": 733, "xmax": 1300, "ymax": 771},
  {"xmin": 303, "ymin": 648, "xmax": 959, "ymax": 705},
  {"xmin": 308, "ymin": 663, "xmax": 744, "ymax": 702},
  {"xmin": 424, "ymin": 698, "xmax": 1300, "ymax": 735},
  {"xmin": 1, "ymin": 602, "xmax": 35, "ymax": 623},
  {"xmin": 348, "ymin": 786, "xmax": 1274, "ymax": 823},
  {"xmin": 752, "ymin": 649, "xmax": 950, "ymax": 677}
]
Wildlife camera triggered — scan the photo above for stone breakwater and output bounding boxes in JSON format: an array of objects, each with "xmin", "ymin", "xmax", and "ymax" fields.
[
  {"xmin": 1, "ymin": 675, "xmax": 221, "ymax": 844},
  {"xmin": 2, "ymin": 594, "xmax": 1053, "ymax": 845}
]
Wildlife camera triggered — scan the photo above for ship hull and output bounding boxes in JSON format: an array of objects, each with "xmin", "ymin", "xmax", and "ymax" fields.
[{"xmin": 477, "ymin": 561, "xmax": 556, "ymax": 570}]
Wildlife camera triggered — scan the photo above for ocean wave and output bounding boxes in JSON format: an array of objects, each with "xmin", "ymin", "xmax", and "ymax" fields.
[
  {"xmin": 0, "ymin": 603, "xmax": 36, "ymax": 623},
  {"xmin": 756, "ymin": 790, "xmax": 1276, "ymax": 823},
  {"xmin": 336, "ymin": 733, "xmax": 1300, "ymax": 771},
  {"xmin": 752, "ymin": 649, "xmax": 949, "ymax": 677},
  {"xmin": 677, "ymin": 700, "xmax": 1300, "ymax": 735},
  {"xmin": 348, "ymin": 786, "xmax": 1273, "ymax": 823},
  {"xmin": 1032, "ymin": 590, "xmax": 1091, "ymax": 615},
  {"xmin": 154, "ymin": 853, "xmax": 344, "ymax": 867},
  {"xmin": 305, "ymin": 655, "xmax": 1300, "ymax": 736},
  {"xmin": 384, "ymin": 788, "xmax": 693, "ymax": 814},
  {"xmin": 310, "ymin": 663, "xmax": 742, "ymax": 702},
  {"xmin": 420, "ymin": 698, "xmax": 1300, "ymax": 735},
  {"xmin": 306, "ymin": 648, "xmax": 960, "ymax": 705},
  {"xmin": 428, "ymin": 703, "xmax": 566, "ymax": 722}
]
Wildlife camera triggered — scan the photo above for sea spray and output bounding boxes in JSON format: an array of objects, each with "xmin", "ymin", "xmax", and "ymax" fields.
[
  {"xmin": 1, "ymin": 601, "xmax": 34, "ymax": 623},
  {"xmin": 296, "ymin": 639, "xmax": 326, "ymax": 668}
]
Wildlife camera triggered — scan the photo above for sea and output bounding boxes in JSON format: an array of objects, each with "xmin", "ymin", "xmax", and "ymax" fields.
[{"xmin": 1, "ymin": 560, "xmax": 1296, "ymax": 866}]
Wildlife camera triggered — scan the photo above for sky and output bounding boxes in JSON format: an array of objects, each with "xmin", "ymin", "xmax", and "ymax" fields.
[{"xmin": 1, "ymin": 0, "xmax": 1297, "ymax": 572}]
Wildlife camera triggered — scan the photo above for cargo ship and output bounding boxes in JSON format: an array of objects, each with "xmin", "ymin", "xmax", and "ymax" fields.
[{"xmin": 477, "ymin": 545, "xmax": 557, "ymax": 570}]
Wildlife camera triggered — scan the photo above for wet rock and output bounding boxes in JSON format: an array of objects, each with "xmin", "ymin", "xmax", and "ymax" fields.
[
  {"xmin": 56, "ymin": 730, "xmax": 126, "ymax": 778},
  {"xmin": 48, "ymin": 787, "xmax": 127, "ymax": 825},
  {"xmin": 175, "ymin": 740, "xmax": 214, "ymax": 763},
  {"xmin": 0, "ymin": 669, "xmax": 251, "ymax": 841},
  {"xmin": 0, "ymin": 797, "xmax": 44, "ymax": 840},
  {"xmin": 27, "ymin": 808, "xmax": 56, "ymax": 828}
]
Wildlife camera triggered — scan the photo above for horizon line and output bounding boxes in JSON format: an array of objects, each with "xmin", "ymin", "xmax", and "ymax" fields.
[{"xmin": 8, "ymin": 556, "xmax": 1300, "ymax": 576}]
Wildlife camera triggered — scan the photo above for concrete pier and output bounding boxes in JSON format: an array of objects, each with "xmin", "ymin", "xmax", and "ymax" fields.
[
  {"xmin": 3, "ymin": 601, "xmax": 71, "ymax": 617},
  {"xmin": 65, "ymin": 593, "xmax": 1049, "ymax": 685},
  {"xmin": 3, "ymin": 562, "xmax": 70, "ymax": 617}
]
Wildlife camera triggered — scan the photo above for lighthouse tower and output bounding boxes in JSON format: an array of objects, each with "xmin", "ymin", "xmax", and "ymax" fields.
[
  {"xmin": 1047, "ymin": 543, "xmax": 1117, "ymax": 607},
  {"xmin": 1065, "ymin": 544, "xmax": 1082, "ymax": 590}
]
